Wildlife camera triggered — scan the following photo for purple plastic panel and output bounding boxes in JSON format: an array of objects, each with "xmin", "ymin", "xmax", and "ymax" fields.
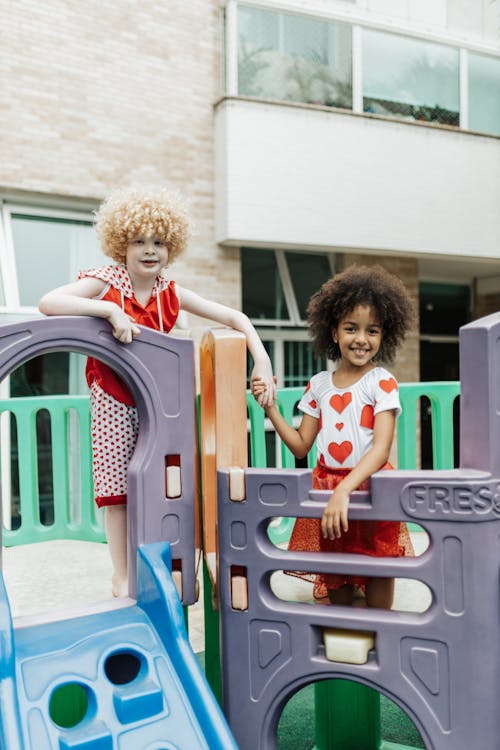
[
  {"xmin": 0, "ymin": 316, "xmax": 196, "ymax": 603},
  {"xmin": 217, "ymin": 312, "xmax": 500, "ymax": 750},
  {"xmin": 459, "ymin": 312, "xmax": 500, "ymax": 475}
]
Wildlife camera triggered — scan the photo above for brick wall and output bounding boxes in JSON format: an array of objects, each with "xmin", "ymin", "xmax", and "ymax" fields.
[
  {"xmin": 474, "ymin": 293, "xmax": 500, "ymax": 319},
  {"xmin": 0, "ymin": 1, "xmax": 241, "ymax": 315}
]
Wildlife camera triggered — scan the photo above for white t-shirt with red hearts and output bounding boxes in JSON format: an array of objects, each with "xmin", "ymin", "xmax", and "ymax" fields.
[{"xmin": 298, "ymin": 367, "xmax": 401, "ymax": 469}]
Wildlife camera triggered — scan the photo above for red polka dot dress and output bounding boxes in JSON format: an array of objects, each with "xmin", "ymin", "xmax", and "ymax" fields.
[
  {"xmin": 78, "ymin": 265, "xmax": 179, "ymax": 508},
  {"xmin": 287, "ymin": 367, "xmax": 414, "ymax": 598}
]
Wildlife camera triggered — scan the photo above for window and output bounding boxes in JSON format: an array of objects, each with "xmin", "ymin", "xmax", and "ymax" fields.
[
  {"xmin": 0, "ymin": 202, "xmax": 107, "ymax": 399},
  {"xmin": 10, "ymin": 214, "xmax": 102, "ymax": 308},
  {"xmin": 228, "ymin": 3, "xmax": 500, "ymax": 137},
  {"xmin": 419, "ymin": 282, "xmax": 470, "ymax": 470},
  {"xmin": 242, "ymin": 247, "xmax": 333, "ymax": 386},
  {"xmin": 237, "ymin": 5, "xmax": 352, "ymax": 108},
  {"xmin": 0, "ymin": 200, "xmax": 105, "ymax": 526},
  {"xmin": 0, "ymin": 204, "xmax": 104, "ymax": 313},
  {"xmin": 420, "ymin": 282, "xmax": 470, "ymax": 337},
  {"xmin": 242, "ymin": 248, "xmax": 290, "ymax": 321},
  {"xmin": 284, "ymin": 340, "xmax": 326, "ymax": 388},
  {"xmin": 362, "ymin": 29, "xmax": 459, "ymax": 126},
  {"xmin": 468, "ymin": 52, "xmax": 500, "ymax": 136},
  {"xmin": 285, "ymin": 251, "xmax": 331, "ymax": 320}
]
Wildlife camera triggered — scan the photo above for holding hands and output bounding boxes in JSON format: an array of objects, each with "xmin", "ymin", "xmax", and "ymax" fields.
[{"xmin": 250, "ymin": 374, "xmax": 276, "ymax": 407}]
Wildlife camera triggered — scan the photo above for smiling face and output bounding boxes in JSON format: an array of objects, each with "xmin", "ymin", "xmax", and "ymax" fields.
[
  {"xmin": 125, "ymin": 234, "xmax": 169, "ymax": 281},
  {"xmin": 332, "ymin": 304, "xmax": 382, "ymax": 373}
]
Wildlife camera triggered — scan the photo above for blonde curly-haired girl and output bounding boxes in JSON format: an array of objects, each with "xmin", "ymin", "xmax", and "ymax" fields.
[{"xmin": 40, "ymin": 186, "xmax": 275, "ymax": 597}]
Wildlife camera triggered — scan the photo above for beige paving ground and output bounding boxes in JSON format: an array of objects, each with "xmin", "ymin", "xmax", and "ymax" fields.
[
  {"xmin": 2, "ymin": 533, "xmax": 429, "ymax": 658},
  {"xmin": 2, "ymin": 540, "xmax": 206, "ymax": 651}
]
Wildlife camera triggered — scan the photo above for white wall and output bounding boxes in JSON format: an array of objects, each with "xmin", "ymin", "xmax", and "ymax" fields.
[
  {"xmin": 237, "ymin": 1, "xmax": 500, "ymax": 49},
  {"xmin": 215, "ymin": 99, "xmax": 500, "ymax": 260}
]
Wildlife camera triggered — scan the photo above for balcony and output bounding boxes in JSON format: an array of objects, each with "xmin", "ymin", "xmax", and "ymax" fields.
[{"xmin": 215, "ymin": 96, "xmax": 500, "ymax": 261}]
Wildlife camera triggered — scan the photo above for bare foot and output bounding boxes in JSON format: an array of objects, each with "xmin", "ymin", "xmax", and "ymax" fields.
[{"xmin": 112, "ymin": 574, "xmax": 128, "ymax": 598}]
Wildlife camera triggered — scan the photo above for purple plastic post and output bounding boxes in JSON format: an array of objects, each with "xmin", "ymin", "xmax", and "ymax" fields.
[
  {"xmin": 0, "ymin": 316, "xmax": 196, "ymax": 602},
  {"xmin": 217, "ymin": 312, "xmax": 500, "ymax": 749},
  {"xmin": 459, "ymin": 312, "xmax": 500, "ymax": 474}
]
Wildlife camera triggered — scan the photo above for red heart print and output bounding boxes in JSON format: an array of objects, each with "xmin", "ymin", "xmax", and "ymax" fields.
[
  {"xmin": 328, "ymin": 441, "xmax": 353, "ymax": 464},
  {"xmin": 329, "ymin": 392, "xmax": 352, "ymax": 413},
  {"xmin": 360, "ymin": 405, "xmax": 374, "ymax": 429},
  {"xmin": 335, "ymin": 422, "xmax": 344, "ymax": 431},
  {"xmin": 380, "ymin": 377, "xmax": 397, "ymax": 393},
  {"xmin": 309, "ymin": 399, "xmax": 317, "ymax": 409}
]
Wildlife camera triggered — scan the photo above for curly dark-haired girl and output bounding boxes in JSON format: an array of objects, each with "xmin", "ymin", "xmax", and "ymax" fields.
[{"xmin": 252, "ymin": 264, "xmax": 415, "ymax": 609}]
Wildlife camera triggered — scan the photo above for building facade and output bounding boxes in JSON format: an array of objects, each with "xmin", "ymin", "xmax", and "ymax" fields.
[{"xmin": 1, "ymin": 0, "xmax": 500, "ymax": 395}]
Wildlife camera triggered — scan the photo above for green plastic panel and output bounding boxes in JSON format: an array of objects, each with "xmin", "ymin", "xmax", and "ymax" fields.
[
  {"xmin": 398, "ymin": 381, "xmax": 459, "ymax": 470},
  {"xmin": 248, "ymin": 381, "xmax": 460, "ymax": 474},
  {"xmin": 0, "ymin": 395, "xmax": 105, "ymax": 547},
  {"xmin": 249, "ymin": 382, "xmax": 460, "ymax": 547}
]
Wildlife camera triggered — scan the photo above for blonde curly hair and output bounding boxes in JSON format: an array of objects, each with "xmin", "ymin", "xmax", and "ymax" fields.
[{"xmin": 94, "ymin": 187, "xmax": 190, "ymax": 264}]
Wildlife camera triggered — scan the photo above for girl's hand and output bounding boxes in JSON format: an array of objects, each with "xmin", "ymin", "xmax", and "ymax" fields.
[
  {"xmin": 107, "ymin": 306, "xmax": 141, "ymax": 344},
  {"xmin": 321, "ymin": 487, "xmax": 350, "ymax": 540},
  {"xmin": 250, "ymin": 367, "xmax": 276, "ymax": 408},
  {"xmin": 250, "ymin": 376, "xmax": 272, "ymax": 404}
]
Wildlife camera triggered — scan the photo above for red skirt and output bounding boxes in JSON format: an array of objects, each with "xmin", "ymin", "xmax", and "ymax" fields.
[{"xmin": 286, "ymin": 463, "xmax": 414, "ymax": 599}]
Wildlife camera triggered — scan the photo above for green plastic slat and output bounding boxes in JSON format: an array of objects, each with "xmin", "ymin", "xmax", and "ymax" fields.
[
  {"xmin": 202, "ymin": 559, "xmax": 222, "ymax": 704},
  {"xmin": 50, "ymin": 405, "xmax": 71, "ymax": 536},
  {"xmin": 396, "ymin": 389, "xmax": 420, "ymax": 471},
  {"xmin": 70, "ymin": 400, "xmax": 104, "ymax": 540},
  {"xmin": 246, "ymin": 397, "xmax": 268, "ymax": 468},
  {"xmin": 15, "ymin": 405, "xmax": 40, "ymax": 534},
  {"xmin": 1, "ymin": 395, "xmax": 105, "ymax": 546},
  {"xmin": 314, "ymin": 680, "xmax": 381, "ymax": 750},
  {"xmin": 398, "ymin": 382, "xmax": 460, "ymax": 471}
]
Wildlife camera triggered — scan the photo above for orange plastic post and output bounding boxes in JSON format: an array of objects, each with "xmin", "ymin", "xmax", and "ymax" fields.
[{"xmin": 199, "ymin": 329, "xmax": 248, "ymax": 587}]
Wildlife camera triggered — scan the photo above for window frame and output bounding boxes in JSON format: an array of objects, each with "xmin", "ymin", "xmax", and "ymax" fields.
[
  {"xmin": 467, "ymin": 48, "xmax": 500, "ymax": 136},
  {"xmin": 245, "ymin": 247, "xmax": 335, "ymax": 328},
  {"xmin": 226, "ymin": 0, "xmax": 500, "ymax": 138},
  {"xmin": 0, "ymin": 198, "xmax": 98, "ymax": 527},
  {"xmin": 243, "ymin": 247, "xmax": 335, "ymax": 387},
  {"xmin": 361, "ymin": 26, "xmax": 460, "ymax": 124},
  {"xmin": 0, "ymin": 201, "xmax": 96, "ymax": 314},
  {"xmin": 234, "ymin": 2, "xmax": 354, "ymax": 109}
]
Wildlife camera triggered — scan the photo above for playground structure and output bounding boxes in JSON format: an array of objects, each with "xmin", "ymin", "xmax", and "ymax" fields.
[
  {"xmin": 0, "ymin": 316, "xmax": 237, "ymax": 750},
  {"xmin": 198, "ymin": 329, "xmax": 461, "ymax": 750},
  {"xmin": 211, "ymin": 312, "xmax": 500, "ymax": 750},
  {"xmin": 0, "ymin": 311, "xmax": 498, "ymax": 749}
]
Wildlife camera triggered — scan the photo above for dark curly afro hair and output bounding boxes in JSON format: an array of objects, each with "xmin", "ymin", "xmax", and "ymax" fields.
[{"xmin": 307, "ymin": 265, "xmax": 415, "ymax": 363}]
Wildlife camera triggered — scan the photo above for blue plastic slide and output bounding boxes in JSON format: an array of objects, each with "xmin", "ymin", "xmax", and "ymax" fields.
[{"xmin": 0, "ymin": 543, "xmax": 238, "ymax": 750}]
